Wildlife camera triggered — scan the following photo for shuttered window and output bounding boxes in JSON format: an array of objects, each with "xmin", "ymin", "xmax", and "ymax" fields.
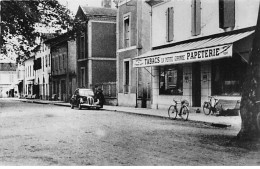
[
  {"xmin": 124, "ymin": 15, "xmax": 130, "ymax": 48},
  {"xmin": 191, "ymin": 0, "xmax": 201, "ymax": 36},
  {"xmin": 219, "ymin": 0, "xmax": 235, "ymax": 29},
  {"xmin": 166, "ymin": 7, "xmax": 174, "ymax": 42}
]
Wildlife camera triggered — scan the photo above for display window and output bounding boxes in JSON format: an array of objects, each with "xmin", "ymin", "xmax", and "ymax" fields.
[
  {"xmin": 212, "ymin": 55, "xmax": 247, "ymax": 96},
  {"xmin": 159, "ymin": 65, "xmax": 183, "ymax": 95}
]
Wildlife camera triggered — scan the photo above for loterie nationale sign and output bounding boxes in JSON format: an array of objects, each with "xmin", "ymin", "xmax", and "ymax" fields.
[{"xmin": 133, "ymin": 44, "xmax": 233, "ymax": 67}]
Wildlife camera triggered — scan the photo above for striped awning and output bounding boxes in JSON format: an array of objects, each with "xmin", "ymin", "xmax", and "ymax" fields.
[{"xmin": 133, "ymin": 29, "xmax": 254, "ymax": 68}]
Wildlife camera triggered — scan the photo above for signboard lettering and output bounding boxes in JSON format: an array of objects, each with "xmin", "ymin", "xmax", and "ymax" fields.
[{"xmin": 133, "ymin": 44, "xmax": 232, "ymax": 68}]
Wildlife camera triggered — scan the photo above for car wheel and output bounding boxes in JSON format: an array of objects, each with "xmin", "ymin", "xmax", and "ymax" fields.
[{"xmin": 78, "ymin": 104, "xmax": 82, "ymax": 110}]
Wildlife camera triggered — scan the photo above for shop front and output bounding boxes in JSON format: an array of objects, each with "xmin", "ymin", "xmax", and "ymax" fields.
[{"xmin": 133, "ymin": 27, "xmax": 254, "ymax": 109}]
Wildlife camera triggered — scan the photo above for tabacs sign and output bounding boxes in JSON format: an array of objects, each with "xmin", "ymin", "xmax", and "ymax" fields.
[{"xmin": 133, "ymin": 44, "xmax": 233, "ymax": 67}]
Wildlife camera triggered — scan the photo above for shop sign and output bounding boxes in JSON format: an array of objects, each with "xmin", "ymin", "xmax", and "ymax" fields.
[{"xmin": 133, "ymin": 44, "xmax": 233, "ymax": 67}]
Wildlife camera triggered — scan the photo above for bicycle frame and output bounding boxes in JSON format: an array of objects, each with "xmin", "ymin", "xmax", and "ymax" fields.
[
  {"xmin": 168, "ymin": 99, "xmax": 189, "ymax": 120},
  {"xmin": 203, "ymin": 96, "xmax": 221, "ymax": 115}
]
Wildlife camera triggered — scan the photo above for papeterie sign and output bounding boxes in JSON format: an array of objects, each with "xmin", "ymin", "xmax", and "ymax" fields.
[{"xmin": 133, "ymin": 44, "xmax": 232, "ymax": 67}]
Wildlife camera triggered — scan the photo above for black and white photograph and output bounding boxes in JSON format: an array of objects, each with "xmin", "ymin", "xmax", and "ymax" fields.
[{"xmin": 0, "ymin": 0, "xmax": 260, "ymax": 166}]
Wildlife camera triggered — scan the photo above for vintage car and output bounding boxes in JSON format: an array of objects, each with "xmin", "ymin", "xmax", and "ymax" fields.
[{"xmin": 70, "ymin": 88, "xmax": 103, "ymax": 110}]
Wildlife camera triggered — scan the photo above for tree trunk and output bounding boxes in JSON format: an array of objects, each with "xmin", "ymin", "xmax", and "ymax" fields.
[{"xmin": 237, "ymin": 4, "xmax": 260, "ymax": 140}]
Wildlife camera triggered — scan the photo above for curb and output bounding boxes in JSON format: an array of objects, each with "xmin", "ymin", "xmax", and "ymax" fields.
[{"xmin": 19, "ymin": 100, "xmax": 232, "ymax": 128}]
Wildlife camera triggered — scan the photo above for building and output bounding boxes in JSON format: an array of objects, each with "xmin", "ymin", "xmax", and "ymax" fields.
[
  {"xmin": 0, "ymin": 55, "xmax": 17, "ymax": 98},
  {"xmin": 116, "ymin": 0, "xmax": 152, "ymax": 107},
  {"xmin": 75, "ymin": 5, "xmax": 117, "ymax": 104},
  {"xmin": 16, "ymin": 62, "xmax": 25, "ymax": 97},
  {"xmin": 34, "ymin": 41, "xmax": 52, "ymax": 100},
  {"xmin": 46, "ymin": 33, "xmax": 77, "ymax": 102},
  {"xmin": 132, "ymin": 0, "xmax": 259, "ymax": 109},
  {"xmin": 24, "ymin": 55, "xmax": 35, "ymax": 97}
]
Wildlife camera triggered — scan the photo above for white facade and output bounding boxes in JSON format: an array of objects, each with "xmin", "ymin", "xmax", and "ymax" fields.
[
  {"xmin": 24, "ymin": 57, "xmax": 35, "ymax": 95},
  {"xmin": 145, "ymin": 0, "xmax": 260, "ymax": 109},
  {"xmin": 35, "ymin": 42, "xmax": 51, "ymax": 99},
  {"xmin": 151, "ymin": 0, "xmax": 259, "ymax": 47}
]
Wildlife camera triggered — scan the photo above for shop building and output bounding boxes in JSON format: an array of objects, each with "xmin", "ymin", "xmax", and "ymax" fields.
[{"xmin": 133, "ymin": 0, "xmax": 259, "ymax": 109}]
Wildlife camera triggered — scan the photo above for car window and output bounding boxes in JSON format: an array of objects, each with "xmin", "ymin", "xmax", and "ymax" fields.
[{"xmin": 78, "ymin": 89, "xmax": 94, "ymax": 96}]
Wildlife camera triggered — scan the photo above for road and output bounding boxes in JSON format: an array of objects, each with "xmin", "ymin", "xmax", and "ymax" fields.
[{"xmin": 0, "ymin": 98, "xmax": 259, "ymax": 165}]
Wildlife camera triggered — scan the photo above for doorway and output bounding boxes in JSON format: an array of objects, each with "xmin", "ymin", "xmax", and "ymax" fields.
[{"xmin": 192, "ymin": 62, "xmax": 201, "ymax": 107}]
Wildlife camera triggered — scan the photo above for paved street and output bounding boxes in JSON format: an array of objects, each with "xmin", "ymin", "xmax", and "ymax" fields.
[{"xmin": 0, "ymin": 98, "xmax": 260, "ymax": 165}]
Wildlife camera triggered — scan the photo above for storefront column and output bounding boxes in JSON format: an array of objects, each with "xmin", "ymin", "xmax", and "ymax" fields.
[
  {"xmin": 151, "ymin": 66, "xmax": 159, "ymax": 109},
  {"xmin": 201, "ymin": 62, "xmax": 212, "ymax": 105}
]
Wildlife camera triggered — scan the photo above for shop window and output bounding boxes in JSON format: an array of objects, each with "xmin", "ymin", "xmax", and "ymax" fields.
[
  {"xmin": 124, "ymin": 60, "xmax": 130, "ymax": 93},
  {"xmin": 191, "ymin": 0, "xmax": 201, "ymax": 36},
  {"xmin": 124, "ymin": 14, "xmax": 130, "ymax": 48},
  {"xmin": 166, "ymin": 7, "xmax": 174, "ymax": 42},
  {"xmin": 212, "ymin": 55, "xmax": 247, "ymax": 96},
  {"xmin": 159, "ymin": 65, "xmax": 183, "ymax": 95},
  {"xmin": 219, "ymin": 0, "xmax": 235, "ymax": 29}
]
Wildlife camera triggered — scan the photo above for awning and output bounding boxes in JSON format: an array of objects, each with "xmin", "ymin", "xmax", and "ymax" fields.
[{"xmin": 133, "ymin": 29, "xmax": 254, "ymax": 68}]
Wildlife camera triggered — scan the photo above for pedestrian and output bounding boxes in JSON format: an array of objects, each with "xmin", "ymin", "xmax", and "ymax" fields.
[{"xmin": 95, "ymin": 88, "xmax": 105, "ymax": 108}]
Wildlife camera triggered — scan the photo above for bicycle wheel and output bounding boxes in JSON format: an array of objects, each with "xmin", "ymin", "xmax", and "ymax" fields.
[
  {"xmin": 181, "ymin": 105, "xmax": 189, "ymax": 120},
  {"xmin": 168, "ymin": 105, "xmax": 178, "ymax": 120},
  {"xmin": 257, "ymin": 112, "xmax": 260, "ymax": 132},
  {"xmin": 203, "ymin": 102, "xmax": 211, "ymax": 115}
]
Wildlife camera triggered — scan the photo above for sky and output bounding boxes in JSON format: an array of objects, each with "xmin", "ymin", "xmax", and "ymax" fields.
[{"xmin": 58, "ymin": 0, "xmax": 115, "ymax": 15}]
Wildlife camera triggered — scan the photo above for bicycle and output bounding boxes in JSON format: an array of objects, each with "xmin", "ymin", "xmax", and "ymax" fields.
[
  {"xmin": 168, "ymin": 99, "xmax": 190, "ymax": 120},
  {"xmin": 203, "ymin": 96, "xmax": 223, "ymax": 115}
]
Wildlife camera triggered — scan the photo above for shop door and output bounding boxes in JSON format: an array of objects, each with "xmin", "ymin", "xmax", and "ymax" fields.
[{"xmin": 192, "ymin": 62, "xmax": 201, "ymax": 107}]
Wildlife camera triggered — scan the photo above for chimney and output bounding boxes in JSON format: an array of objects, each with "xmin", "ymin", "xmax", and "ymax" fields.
[{"xmin": 101, "ymin": 0, "xmax": 111, "ymax": 8}]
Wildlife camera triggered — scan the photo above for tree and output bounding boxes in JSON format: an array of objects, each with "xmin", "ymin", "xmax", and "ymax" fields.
[
  {"xmin": 237, "ymin": 4, "xmax": 260, "ymax": 140},
  {"xmin": 0, "ymin": 0, "xmax": 74, "ymax": 62}
]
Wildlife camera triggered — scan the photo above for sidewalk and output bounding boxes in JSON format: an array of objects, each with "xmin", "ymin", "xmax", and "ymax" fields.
[{"xmin": 18, "ymin": 98, "xmax": 241, "ymax": 129}]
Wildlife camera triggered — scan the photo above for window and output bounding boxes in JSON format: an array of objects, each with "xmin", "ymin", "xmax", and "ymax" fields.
[
  {"xmin": 45, "ymin": 55, "xmax": 48, "ymax": 67},
  {"xmin": 49, "ymin": 54, "xmax": 51, "ymax": 66},
  {"xmin": 212, "ymin": 55, "xmax": 247, "ymax": 96},
  {"xmin": 219, "ymin": 0, "xmax": 235, "ymax": 29},
  {"xmin": 124, "ymin": 60, "xmax": 130, "ymax": 93},
  {"xmin": 79, "ymin": 35, "xmax": 85, "ymax": 59},
  {"xmin": 191, "ymin": 0, "xmax": 201, "ymax": 36},
  {"xmin": 124, "ymin": 14, "xmax": 130, "ymax": 48},
  {"xmin": 63, "ymin": 54, "xmax": 65, "ymax": 70},
  {"xmin": 166, "ymin": 7, "xmax": 174, "ymax": 42},
  {"xmin": 42, "ymin": 57, "xmax": 44, "ymax": 71},
  {"xmin": 80, "ymin": 67, "xmax": 85, "ymax": 87},
  {"xmin": 58, "ymin": 55, "xmax": 61, "ymax": 70},
  {"xmin": 159, "ymin": 65, "xmax": 183, "ymax": 95}
]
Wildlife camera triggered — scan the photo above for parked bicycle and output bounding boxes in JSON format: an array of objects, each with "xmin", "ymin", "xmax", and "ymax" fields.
[
  {"xmin": 203, "ymin": 96, "xmax": 223, "ymax": 115},
  {"xmin": 168, "ymin": 99, "xmax": 190, "ymax": 120}
]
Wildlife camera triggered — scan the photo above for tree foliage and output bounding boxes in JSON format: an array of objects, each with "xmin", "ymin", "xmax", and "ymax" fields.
[{"xmin": 0, "ymin": 0, "xmax": 82, "ymax": 62}]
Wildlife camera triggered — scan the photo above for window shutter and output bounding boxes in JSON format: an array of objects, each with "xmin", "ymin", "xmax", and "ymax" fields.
[
  {"xmin": 191, "ymin": 0, "xmax": 201, "ymax": 36},
  {"xmin": 166, "ymin": 7, "xmax": 174, "ymax": 42},
  {"xmin": 219, "ymin": 0, "xmax": 235, "ymax": 29}
]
